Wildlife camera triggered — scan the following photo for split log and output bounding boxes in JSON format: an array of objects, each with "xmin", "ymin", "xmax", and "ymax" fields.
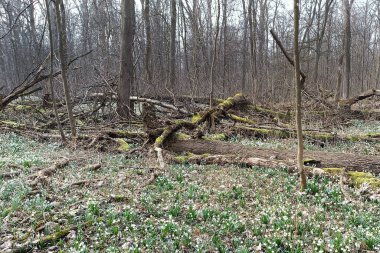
[{"xmin": 167, "ymin": 139, "xmax": 380, "ymax": 173}]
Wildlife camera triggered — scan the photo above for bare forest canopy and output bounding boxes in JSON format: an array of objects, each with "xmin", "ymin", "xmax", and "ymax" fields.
[{"xmin": 0, "ymin": 0, "xmax": 380, "ymax": 102}]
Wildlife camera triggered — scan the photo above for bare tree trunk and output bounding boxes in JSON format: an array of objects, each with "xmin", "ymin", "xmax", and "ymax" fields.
[
  {"xmin": 143, "ymin": 0, "xmax": 152, "ymax": 87},
  {"xmin": 313, "ymin": 0, "xmax": 333, "ymax": 87},
  {"xmin": 248, "ymin": 0, "xmax": 257, "ymax": 101},
  {"xmin": 210, "ymin": 0, "xmax": 221, "ymax": 107},
  {"xmin": 118, "ymin": 0, "xmax": 135, "ymax": 118},
  {"xmin": 54, "ymin": 0, "xmax": 76, "ymax": 138},
  {"xmin": 222, "ymin": 0, "xmax": 227, "ymax": 96},
  {"xmin": 241, "ymin": 0, "xmax": 248, "ymax": 93},
  {"xmin": 45, "ymin": 0, "xmax": 65, "ymax": 142},
  {"xmin": 342, "ymin": 0, "xmax": 353, "ymax": 99},
  {"xmin": 294, "ymin": 0, "xmax": 306, "ymax": 191},
  {"xmin": 169, "ymin": 0, "xmax": 177, "ymax": 92}
]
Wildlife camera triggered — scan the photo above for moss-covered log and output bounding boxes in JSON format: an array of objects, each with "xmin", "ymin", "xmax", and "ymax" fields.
[
  {"xmin": 154, "ymin": 93, "xmax": 248, "ymax": 148},
  {"xmin": 232, "ymin": 125, "xmax": 380, "ymax": 143},
  {"xmin": 167, "ymin": 139, "xmax": 380, "ymax": 173},
  {"xmin": 12, "ymin": 227, "xmax": 73, "ymax": 253}
]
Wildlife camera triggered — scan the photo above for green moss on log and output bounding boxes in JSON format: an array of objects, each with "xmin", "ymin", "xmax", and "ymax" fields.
[
  {"xmin": 202, "ymin": 133, "xmax": 226, "ymax": 141},
  {"xmin": 321, "ymin": 168, "xmax": 380, "ymax": 188},
  {"xmin": 228, "ymin": 114, "xmax": 256, "ymax": 125},
  {"xmin": 174, "ymin": 132, "xmax": 191, "ymax": 140},
  {"xmin": 15, "ymin": 105, "xmax": 32, "ymax": 111},
  {"xmin": 116, "ymin": 139, "xmax": 129, "ymax": 151},
  {"xmin": 235, "ymin": 126, "xmax": 291, "ymax": 139},
  {"xmin": 1, "ymin": 120, "xmax": 18, "ymax": 127},
  {"xmin": 347, "ymin": 171, "xmax": 380, "ymax": 188},
  {"xmin": 191, "ymin": 113, "xmax": 202, "ymax": 123}
]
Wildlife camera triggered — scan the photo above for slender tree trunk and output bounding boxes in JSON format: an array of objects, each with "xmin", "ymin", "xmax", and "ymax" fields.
[
  {"xmin": 169, "ymin": 0, "xmax": 177, "ymax": 92},
  {"xmin": 342, "ymin": 0, "xmax": 353, "ymax": 99},
  {"xmin": 118, "ymin": 0, "xmax": 135, "ymax": 118},
  {"xmin": 210, "ymin": 0, "xmax": 221, "ymax": 107},
  {"xmin": 241, "ymin": 0, "xmax": 248, "ymax": 93},
  {"xmin": 294, "ymin": 0, "xmax": 306, "ymax": 191},
  {"xmin": 143, "ymin": 0, "xmax": 152, "ymax": 86},
  {"xmin": 45, "ymin": 0, "xmax": 65, "ymax": 142},
  {"xmin": 248, "ymin": 0, "xmax": 257, "ymax": 101},
  {"xmin": 54, "ymin": 0, "xmax": 76, "ymax": 138},
  {"xmin": 222, "ymin": 0, "xmax": 227, "ymax": 96}
]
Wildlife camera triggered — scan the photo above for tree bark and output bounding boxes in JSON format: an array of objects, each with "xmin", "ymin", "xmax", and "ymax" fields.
[
  {"xmin": 210, "ymin": 0, "xmax": 220, "ymax": 107},
  {"xmin": 143, "ymin": 0, "xmax": 152, "ymax": 86},
  {"xmin": 45, "ymin": 0, "xmax": 65, "ymax": 142},
  {"xmin": 167, "ymin": 139, "xmax": 380, "ymax": 173},
  {"xmin": 342, "ymin": 0, "xmax": 353, "ymax": 99},
  {"xmin": 118, "ymin": 0, "xmax": 135, "ymax": 118},
  {"xmin": 54, "ymin": 0, "xmax": 77, "ymax": 138},
  {"xmin": 294, "ymin": 0, "xmax": 306, "ymax": 190},
  {"xmin": 169, "ymin": 0, "xmax": 177, "ymax": 92}
]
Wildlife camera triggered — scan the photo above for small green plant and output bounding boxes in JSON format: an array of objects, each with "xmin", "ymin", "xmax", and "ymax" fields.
[
  {"xmin": 88, "ymin": 202, "xmax": 100, "ymax": 216},
  {"xmin": 169, "ymin": 204, "xmax": 181, "ymax": 217}
]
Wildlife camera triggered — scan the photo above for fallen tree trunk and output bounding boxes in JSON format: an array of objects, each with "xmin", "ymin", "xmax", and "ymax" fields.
[
  {"xmin": 340, "ymin": 89, "xmax": 380, "ymax": 108},
  {"xmin": 167, "ymin": 139, "xmax": 380, "ymax": 173},
  {"xmin": 232, "ymin": 125, "xmax": 380, "ymax": 143}
]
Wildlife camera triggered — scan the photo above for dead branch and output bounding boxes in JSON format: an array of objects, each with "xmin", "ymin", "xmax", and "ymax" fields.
[
  {"xmin": 0, "ymin": 50, "xmax": 93, "ymax": 111},
  {"xmin": 28, "ymin": 158, "xmax": 69, "ymax": 186},
  {"xmin": 11, "ymin": 224, "xmax": 77, "ymax": 253},
  {"xmin": 86, "ymin": 163, "xmax": 102, "ymax": 171},
  {"xmin": 340, "ymin": 89, "xmax": 380, "ymax": 107}
]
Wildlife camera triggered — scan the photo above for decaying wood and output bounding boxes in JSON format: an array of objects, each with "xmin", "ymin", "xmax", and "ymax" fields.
[
  {"xmin": 167, "ymin": 139, "xmax": 380, "ymax": 173},
  {"xmin": 0, "ymin": 171, "xmax": 21, "ymax": 179},
  {"xmin": 152, "ymin": 93, "xmax": 248, "ymax": 168},
  {"xmin": 86, "ymin": 163, "xmax": 102, "ymax": 171},
  {"xmin": 232, "ymin": 125, "xmax": 380, "ymax": 143},
  {"xmin": 11, "ymin": 225, "xmax": 77, "ymax": 253},
  {"xmin": 137, "ymin": 170, "xmax": 161, "ymax": 191},
  {"xmin": 0, "ymin": 51, "xmax": 92, "ymax": 111},
  {"xmin": 68, "ymin": 178, "xmax": 104, "ymax": 187},
  {"xmin": 340, "ymin": 89, "xmax": 380, "ymax": 107},
  {"xmin": 28, "ymin": 158, "xmax": 69, "ymax": 186}
]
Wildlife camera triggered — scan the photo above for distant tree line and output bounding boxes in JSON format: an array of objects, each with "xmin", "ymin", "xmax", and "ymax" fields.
[{"xmin": 0, "ymin": 0, "xmax": 380, "ymax": 103}]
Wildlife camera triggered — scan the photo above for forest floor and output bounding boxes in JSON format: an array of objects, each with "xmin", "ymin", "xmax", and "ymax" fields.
[{"xmin": 1, "ymin": 120, "xmax": 380, "ymax": 252}]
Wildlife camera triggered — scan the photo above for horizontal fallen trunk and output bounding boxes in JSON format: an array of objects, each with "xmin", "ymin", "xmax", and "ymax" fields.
[
  {"xmin": 340, "ymin": 89, "xmax": 380, "ymax": 107},
  {"xmin": 233, "ymin": 125, "xmax": 380, "ymax": 143},
  {"xmin": 167, "ymin": 139, "xmax": 380, "ymax": 173}
]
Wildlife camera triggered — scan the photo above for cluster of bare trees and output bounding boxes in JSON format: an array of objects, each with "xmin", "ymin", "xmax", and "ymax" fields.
[{"xmin": 1, "ymin": 0, "xmax": 380, "ymax": 103}]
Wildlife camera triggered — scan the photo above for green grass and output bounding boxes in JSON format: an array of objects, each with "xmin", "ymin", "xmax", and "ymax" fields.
[{"xmin": 0, "ymin": 131, "xmax": 380, "ymax": 252}]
